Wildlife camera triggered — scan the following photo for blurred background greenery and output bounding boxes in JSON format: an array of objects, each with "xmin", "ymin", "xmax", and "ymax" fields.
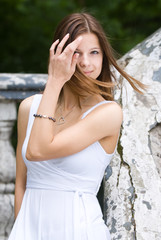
[{"xmin": 1, "ymin": 0, "xmax": 161, "ymax": 74}]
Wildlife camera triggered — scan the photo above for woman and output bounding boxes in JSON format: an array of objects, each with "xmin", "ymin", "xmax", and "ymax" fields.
[{"xmin": 9, "ymin": 13, "xmax": 144, "ymax": 240}]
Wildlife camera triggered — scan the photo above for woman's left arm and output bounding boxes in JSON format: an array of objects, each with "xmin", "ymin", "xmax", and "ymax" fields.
[
  {"xmin": 26, "ymin": 34, "xmax": 122, "ymax": 161},
  {"xmin": 26, "ymin": 102, "xmax": 123, "ymax": 161}
]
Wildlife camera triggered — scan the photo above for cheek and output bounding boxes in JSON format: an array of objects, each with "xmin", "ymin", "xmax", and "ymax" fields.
[
  {"xmin": 96, "ymin": 57, "xmax": 103, "ymax": 71},
  {"xmin": 76, "ymin": 58, "xmax": 81, "ymax": 67}
]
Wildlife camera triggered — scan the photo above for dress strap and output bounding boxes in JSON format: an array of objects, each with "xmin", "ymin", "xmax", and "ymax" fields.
[{"xmin": 81, "ymin": 100, "xmax": 113, "ymax": 119}]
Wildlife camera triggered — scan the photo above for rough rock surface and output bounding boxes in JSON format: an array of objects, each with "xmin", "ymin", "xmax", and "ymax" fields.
[
  {"xmin": 104, "ymin": 28, "xmax": 161, "ymax": 239},
  {"xmin": 0, "ymin": 101, "xmax": 16, "ymax": 240},
  {"xmin": 0, "ymin": 73, "xmax": 47, "ymax": 100}
]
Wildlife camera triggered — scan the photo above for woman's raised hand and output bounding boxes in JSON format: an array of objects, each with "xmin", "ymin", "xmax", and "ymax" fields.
[{"xmin": 48, "ymin": 33, "xmax": 82, "ymax": 86}]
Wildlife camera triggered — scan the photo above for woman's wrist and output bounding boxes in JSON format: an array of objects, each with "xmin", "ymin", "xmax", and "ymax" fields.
[
  {"xmin": 46, "ymin": 76, "xmax": 64, "ymax": 90},
  {"xmin": 47, "ymin": 76, "xmax": 65, "ymax": 89}
]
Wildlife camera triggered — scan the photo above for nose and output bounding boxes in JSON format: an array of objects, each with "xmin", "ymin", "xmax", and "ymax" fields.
[{"xmin": 79, "ymin": 54, "xmax": 90, "ymax": 68}]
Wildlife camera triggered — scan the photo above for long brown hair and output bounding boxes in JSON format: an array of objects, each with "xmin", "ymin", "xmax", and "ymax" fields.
[{"xmin": 53, "ymin": 12, "xmax": 145, "ymax": 101}]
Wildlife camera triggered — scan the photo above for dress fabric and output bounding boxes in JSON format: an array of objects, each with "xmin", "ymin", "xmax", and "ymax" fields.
[{"xmin": 8, "ymin": 94, "xmax": 114, "ymax": 240}]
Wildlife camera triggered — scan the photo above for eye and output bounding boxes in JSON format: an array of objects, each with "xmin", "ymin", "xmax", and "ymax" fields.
[{"xmin": 91, "ymin": 50, "xmax": 99, "ymax": 54}]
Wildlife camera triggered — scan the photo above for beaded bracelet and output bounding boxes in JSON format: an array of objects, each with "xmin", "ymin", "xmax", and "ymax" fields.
[{"xmin": 33, "ymin": 114, "xmax": 56, "ymax": 123}]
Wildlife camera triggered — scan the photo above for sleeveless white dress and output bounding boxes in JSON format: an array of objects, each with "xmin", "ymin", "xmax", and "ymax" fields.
[{"xmin": 8, "ymin": 94, "xmax": 115, "ymax": 240}]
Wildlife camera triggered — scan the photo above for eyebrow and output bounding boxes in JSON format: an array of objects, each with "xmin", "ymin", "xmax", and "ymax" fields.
[{"xmin": 76, "ymin": 47, "xmax": 101, "ymax": 51}]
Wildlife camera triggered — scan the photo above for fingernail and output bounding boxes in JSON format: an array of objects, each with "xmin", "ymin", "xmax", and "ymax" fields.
[
  {"xmin": 75, "ymin": 53, "xmax": 79, "ymax": 58},
  {"xmin": 66, "ymin": 33, "xmax": 69, "ymax": 37}
]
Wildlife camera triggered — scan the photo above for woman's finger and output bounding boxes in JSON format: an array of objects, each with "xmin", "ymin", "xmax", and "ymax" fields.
[
  {"xmin": 50, "ymin": 39, "xmax": 59, "ymax": 55},
  {"xmin": 71, "ymin": 53, "xmax": 79, "ymax": 71},
  {"xmin": 63, "ymin": 36, "xmax": 82, "ymax": 58},
  {"xmin": 55, "ymin": 33, "xmax": 70, "ymax": 55}
]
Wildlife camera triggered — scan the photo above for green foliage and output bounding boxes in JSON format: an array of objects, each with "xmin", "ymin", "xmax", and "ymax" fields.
[{"xmin": 1, "ymin": 0, "xmax": 161, "ymax": 73}]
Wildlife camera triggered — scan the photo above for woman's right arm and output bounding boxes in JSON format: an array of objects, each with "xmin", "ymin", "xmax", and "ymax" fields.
[{"xmin": 14, "ymin": 96, "xmax": 33, "ymax": 219}]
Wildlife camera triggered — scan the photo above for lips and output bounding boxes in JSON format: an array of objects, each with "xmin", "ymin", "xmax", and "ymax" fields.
[{"xmin": 83, "ymin": 71, "xmax": 93, "ymax": 75}]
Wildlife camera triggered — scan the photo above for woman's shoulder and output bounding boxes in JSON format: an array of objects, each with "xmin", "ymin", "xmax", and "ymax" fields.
[
  {"xmin": 98, "ymin": 99, "xmax": 122, "ymax": 119},
  {"xmin": 83, "ymin": 94, "xmax": 122, "ymax": 121},
  {"xmin": 18, "ymin": 94, "xmax": 41, "ymax": 123},
  {"xmin": 100, "ymin": 101, "xmax": 123, "ymax": 131},
  {"xmin": 86, "ymin": 97, "xmax": 123, "ymax": 128},
  {"xmin": 90, "ymin": 95, "xmax": 122, "ymax": 113},
  {"xmin": 19, "ymin": 94, "xmax": 35, "ymax": 113},
  {"xmin": 83, "ymin": 95, "xmax": 122, "ymax": 117},
  {"xmin": 17, "ymin": 95, "xmax": 38, "ymax": 138},
  {"xmin": 88, "ymin": 94, "xmax": 118, "ymax": 106}
]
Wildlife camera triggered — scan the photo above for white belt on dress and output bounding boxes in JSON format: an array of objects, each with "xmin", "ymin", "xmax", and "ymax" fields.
[{"xmin": 73, "ymin": 190, "xmax": 95, "ymax": 240}]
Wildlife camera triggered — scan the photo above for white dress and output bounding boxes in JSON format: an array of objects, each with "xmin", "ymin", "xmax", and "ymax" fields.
[{"xmin": 8, "ymin": 94, "xmax": 114, "ymax": 240}]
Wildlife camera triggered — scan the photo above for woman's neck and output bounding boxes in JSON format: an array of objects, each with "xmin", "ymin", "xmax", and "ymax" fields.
[
  {"xmin": 60, "ymin": 85, "xmax": 77, "ymax": 110},
  {"xmin": 59, "ymin": 84, "xmax": 102, "ymax": 111}
]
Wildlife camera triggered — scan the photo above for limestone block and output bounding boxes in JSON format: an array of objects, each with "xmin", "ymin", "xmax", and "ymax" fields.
[
  {"xmin": 149, "ymin": 124, "xmax": 161, "ymax": 177},
  {"xmin": 104, "ymin": 152, "xmax": 136, "ymax": 239},
  {"xmin": 0, "ymin": 183, "xmax": 15, "ymax": 194},
  {"xmin": 0, "ymin": 101, "xmax": 16, "ymax": 182},
  {"xmin": 0, "ymin": 73, "xmax": 47, "ymax": 100},
  {"xmin": 104, "ymin": 28, "xmax": 161, "ymax": 239},
  {"xmin": 0, "ymin": 101, "xmax": 16, "ymax": 239},
  {"xmin": 0, "ymin": 194, "xmax": 14, "ymax": 240}
]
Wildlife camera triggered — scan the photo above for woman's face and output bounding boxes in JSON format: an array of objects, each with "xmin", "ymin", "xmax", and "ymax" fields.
[{"xmin": 75, "ymin": 33, "xmax": 103, "ymax": 79}]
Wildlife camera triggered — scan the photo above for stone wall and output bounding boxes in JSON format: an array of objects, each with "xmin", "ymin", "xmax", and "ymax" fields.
[{"xmin": 104, "ymin": 28, "xmax": 161, "ymax": 239}]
